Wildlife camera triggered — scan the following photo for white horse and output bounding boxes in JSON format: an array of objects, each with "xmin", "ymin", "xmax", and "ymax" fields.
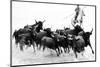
[{"xmin": 71, "ymin": 8, "xmax": 85, "ymax": 28}]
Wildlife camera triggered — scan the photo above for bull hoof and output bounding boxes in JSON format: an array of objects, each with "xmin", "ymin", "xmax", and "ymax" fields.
[
  {"xmin": 75, "ymin": 54, "xmax": 77, "ymax": 58},
  {"xmin": 57, "ymin": 54, "xmax": 60, "ymax": 56}
]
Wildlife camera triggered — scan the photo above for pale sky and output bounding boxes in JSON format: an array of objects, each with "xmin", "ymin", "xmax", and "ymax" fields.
[
  {"xmin": 12, "ymin": 1, "xmax": 95, "ymax": 31},
  {"xmin": 12, "ymin": 1, "xmax": 95, "ymax": 50}
]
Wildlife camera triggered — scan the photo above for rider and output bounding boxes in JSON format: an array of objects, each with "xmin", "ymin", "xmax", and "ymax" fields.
[
  {"xmin": 72, "ymin": 5, "xmax": 85, "ymax": 28},
  {"xmin": 75, "ymin": 5, "xmax": 80, "ymax": 21}
]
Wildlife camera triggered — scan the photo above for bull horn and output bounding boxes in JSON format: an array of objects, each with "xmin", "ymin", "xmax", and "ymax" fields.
[
  {"xmin": 90, "ymin": 28, "xmax": 93, "ymax": 34},
  {"xmin": 64, "ymin": 26, "xmax": 65, "ymax": 29},
  {"xmin": 35, "ymin": 20, "xmax": 38, "ymax": 23},
  {"xmin": 42, "ymin": 20, "xmax": 45, "ymax": 23},
  {"xmin": 91, "ymin": 28, "xmax": 93, "ymax": 33}
]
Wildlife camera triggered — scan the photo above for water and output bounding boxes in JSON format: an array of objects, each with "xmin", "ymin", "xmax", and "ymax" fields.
[{"xmin": 12, "ymin": 40, "xmax": 95, "ymax": 66}]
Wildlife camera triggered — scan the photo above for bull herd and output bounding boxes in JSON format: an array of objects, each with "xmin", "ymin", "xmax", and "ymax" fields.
[{"xmin": 13, "ymin": 20, "xmax": 94, "ymax": 58}]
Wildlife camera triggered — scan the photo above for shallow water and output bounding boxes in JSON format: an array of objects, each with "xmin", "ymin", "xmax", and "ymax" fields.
[{"xmin": 12, "ymin": 40, "xmax": 95, "ymax": 66}]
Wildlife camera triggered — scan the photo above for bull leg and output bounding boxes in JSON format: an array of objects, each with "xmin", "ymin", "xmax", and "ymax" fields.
[
  {"xmin": 88, "ymin": 43, "xmax": 94, "ymax": 54},
  {"xmin": 32, "ymin": 44, "xmax": 36, "ymax": 52},
  {"xmin": 66, "ymin": 45, "xmax": 70, "ymax": 53},
  {"xmin": 73, "ymin": 48, "xmax": 77, "ymax": 58},
  {"xmin": 64, "ymin": 48, "xmax": 67, "ymax": 53},
  {"xmin": 37, "ymin": 44, "xmax": 41, "ymax": 50},
  {"xmin": 39, "ymin": 45, "xmax": 43, "ymax": 50},
  {"xmin": 36, "ymin": 44, "xmax": 40, "ymax": 50},
  {"xmin": 75, "ymin": 51, "xmax": 77, "ymax": 58},
  {"xmin": 60, "ymin": 49, "xmax": 63, "ymax": 54},
  {"xmin": 38, "ymin": 45, "xmax": 41, "ymax": 50},
  {"xmin": 56, "ymin": 50, "xmax": 59, "ymax": 56},
  {"xmin": 25, "ymin": 45, "xmax": 29, "ymax": 49},
  {"xmin": 15, "ymin": 39, "xmax": 20, "ymax": 47},
  {"xmin": 19, "ymin": 45, "xmax": 23, "ymax": 51},
  {"xmin": 53, "ymin": 47, "xmax": 59, "ymax": 55},
  {"xmin": 15, "ymin": 40, "xmax": 18, "ymax": 47},
  {"xmin": 81, "ymin": 51, "xmax": 84, "ymax": 56},
  {"xmin": 57, "ymin": 48, "xmax": 61, "ymax": 54},
  {"xmin": 43, "ymin": 46, "xmax": 45, "ymax": 51},
  {"xmin": 49, "ymin": 49, "xmax": 54, "ymax": 55},
  {"xmin": 19, "ymin": 40, "xmax": 25, "ymax": 51},
  {"xmin": 67, "ymin": 47, "xmax": 70, "ymax": 53},
  {"xmin": 31, "ymin": 41, "xmax": 36, "ymax": 52},
  {"xmin": 28, "ymin": 40, "xmax": 31, "ymax": 47},
  {"xmin": 58, "ymin": 47, "xmax": 62, "ymax": 54},
  {"xmin": 81, "ymin": 47, "xmax": 85, "ymax": 56}
]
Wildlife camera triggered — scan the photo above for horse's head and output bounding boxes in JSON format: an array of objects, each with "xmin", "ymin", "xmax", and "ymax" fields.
[{"xmin": 74, "ymin": 25, "xmax": 83, "ymax": 33}]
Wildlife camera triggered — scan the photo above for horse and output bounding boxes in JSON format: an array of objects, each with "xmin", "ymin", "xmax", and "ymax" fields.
[{"xmin": 64, "ymin": 25, "xmax": 83, "ymax": 36}]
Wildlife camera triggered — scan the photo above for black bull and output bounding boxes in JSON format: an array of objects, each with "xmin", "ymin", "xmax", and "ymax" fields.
[
  {"xmin": 38, "ymin": 26, "xmax": 83, "ymax": 56},
  {"xmin": 40, "ymin": 36, "xmax": 60, "ymax": 56},
  {"xmin": 39, "ymin": 27, "xmax": 94, "ymax": 57},
  {"xmin": 13, "ymin": 20, "xmax": 44, "ymax": 51},
  {"xmin": 13, "ymin": 23, "xmax": 94, "ymax": 58},
  {"xmin": 67, "ymin": 29, "xmax": 94, "ymax": 58}
]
